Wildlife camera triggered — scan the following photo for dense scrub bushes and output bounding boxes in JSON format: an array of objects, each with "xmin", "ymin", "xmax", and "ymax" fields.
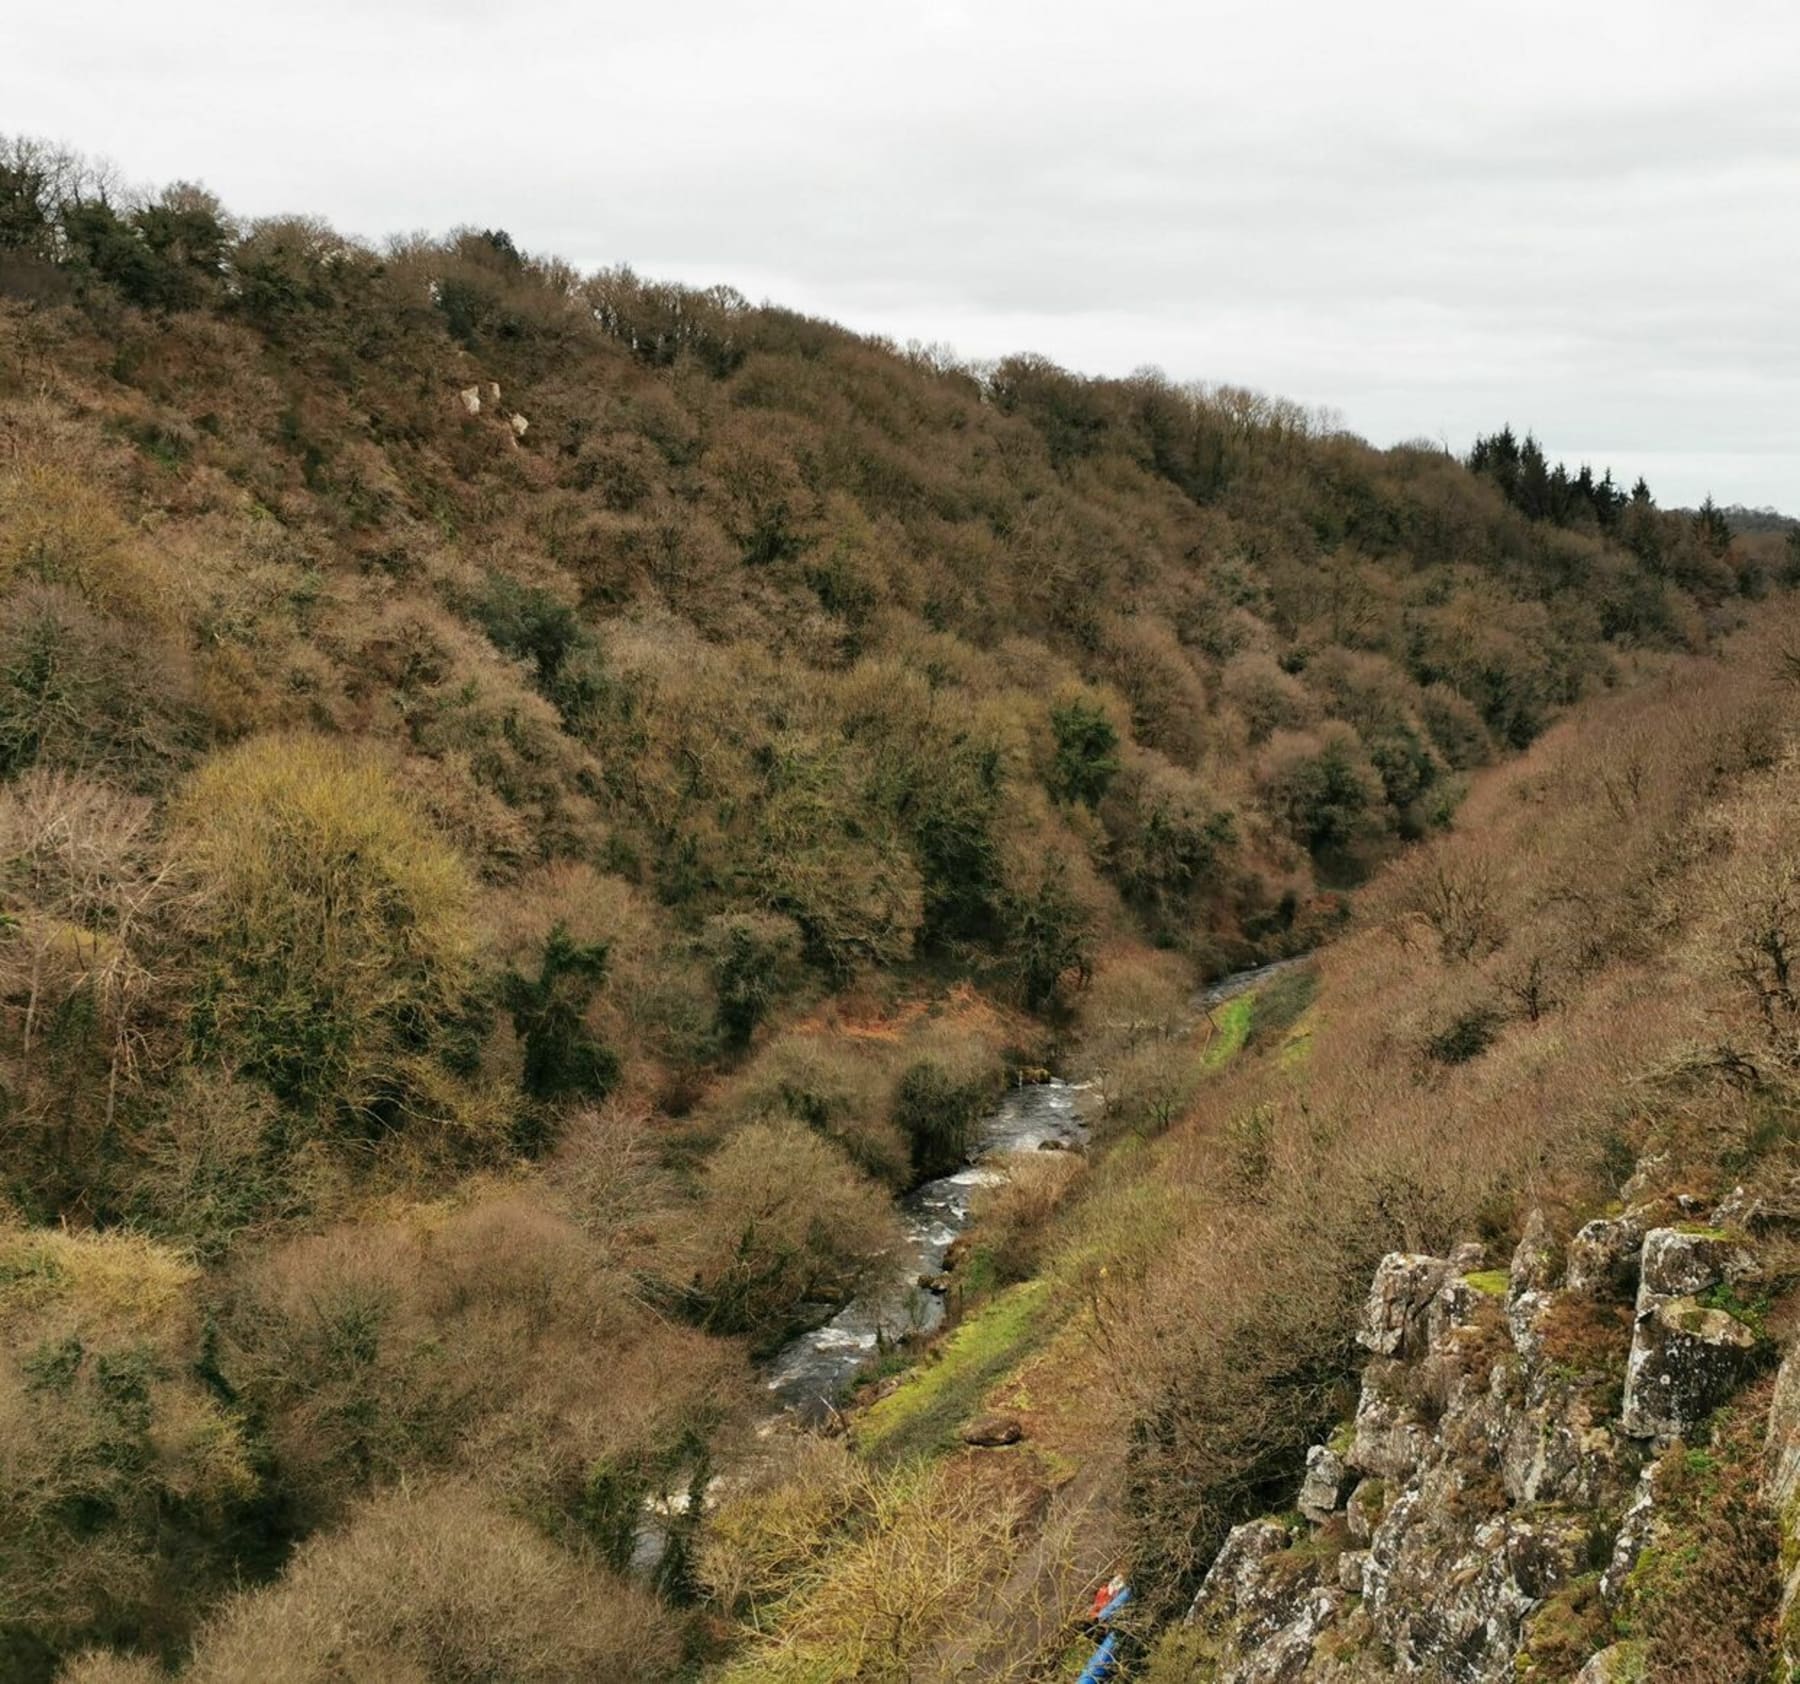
[
  {"xmin": 0, "ymin": 130, "xmax": 1792, "ymax": 1678},
  {"xmin": 1, "ymin": 1183, "xmax": 744, "ymax": 1676},
  {"xmin": 1076, "ymin": 950, "xmax": 1215, "ymax": 1137},
  {"xmin": 721, "ymin": 1031, "xmax": 905, "ymax": 1183},
  {"xmin": 1087, "ymin": 610, "xmax": 1800, "ymax": 1617},
  {"xmin": 60, "ymin": 1482, "xmax": 680, "ymax": 1684},
  {"xmin": 681, "ymin": 1119, "xmax": 901, "ymax": 1338},
  {"xmin": 216, "ymin": 1191, "xmax": 743, "ymax": 1533},
  {"xmin": 0, "ymin": 1225, "xmax": 258, "ymax": 1678}
]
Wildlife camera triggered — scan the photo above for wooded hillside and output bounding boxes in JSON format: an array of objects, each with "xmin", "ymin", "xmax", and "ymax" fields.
[{"xmin": 1, "ymin": 137, "xmax": 1794, "ymax": 1681}]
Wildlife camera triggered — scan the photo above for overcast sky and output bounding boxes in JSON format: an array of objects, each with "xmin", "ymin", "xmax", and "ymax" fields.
[{"xmin": 9, "ymin": 1, "xmax": 1799, "ymax": 510}]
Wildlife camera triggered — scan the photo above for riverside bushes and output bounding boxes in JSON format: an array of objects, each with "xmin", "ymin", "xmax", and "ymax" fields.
[
  {"xmin": 890, "ymin": 1029, "xmax": 1003, "ymax": 1179},
  {"xmin": 682, "ymin": 1119, "xmax": 901, "ymax": 1338}
]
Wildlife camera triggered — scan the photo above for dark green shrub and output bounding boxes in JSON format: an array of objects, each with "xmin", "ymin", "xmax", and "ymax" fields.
[
  {"xmin": 501, "ymin": 923, "xmax": 620, "ymax": 1103},
  {"xmin": 436, "ymin": 274, "xmax": 521, "ymax": 345},
  {"xmin": 891, "ymin": 1052, "xmax": 994, "ymax": 1180},
  {"xmin": 1049, "ymin": 696, "xmax": 1120, "ymax": 807},
  {"xmin": 701, "ymin": 912, "xmax": 803, "ymax": 1049},
  {"xmin": 1261, "ymin": 726, "xmax": 1384, "ymax": 856},
  {"xmin": 1365, "ymin": 724, "xmax": 1439, "ymax": 818},
  {"xmin": 472, "ymin": 575, "xmax": 585, "ymax": 690},
  {"xmin": 1105, "ymin": 761, "xmax": 1236, "ymax": 931},
  {"xmin": 580, "ymin": 1458, "xmax": 650, "ymax": 1575},
  {"xmin": 1006, "ymin": 862, "xmax": 1093, "ymax": 1011},
  {"xmin": 0, "ymin": 1224, "xmax": 257, "ymax": 1676},
  {"xmin": 1425, "ymin": 1005, "xmax": 1502, "ymax": 1065},
  {"xmin": 908, "ymin": 739, "xmax": 1007, "ymax": 947},
  {"xmin": 60, "ymin": 190, "xmax": 227, "ymax": 312}
]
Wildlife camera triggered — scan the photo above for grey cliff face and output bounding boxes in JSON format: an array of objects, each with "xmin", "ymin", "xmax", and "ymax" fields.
[{"xmin": 1175, "ymin": 1197, "xmax": 1780, "ymax": 1683}]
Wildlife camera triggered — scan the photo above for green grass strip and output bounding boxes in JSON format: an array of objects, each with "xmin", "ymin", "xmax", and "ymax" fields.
[{"xmin": 854, "ymin": 1280, "xmax": 1053, "ymax": 1462}]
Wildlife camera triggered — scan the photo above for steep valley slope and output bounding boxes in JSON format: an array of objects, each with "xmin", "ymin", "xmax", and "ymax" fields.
[{"xmin": 2, "ymin": 143, "xmax": 1798, "ymax": 1682}]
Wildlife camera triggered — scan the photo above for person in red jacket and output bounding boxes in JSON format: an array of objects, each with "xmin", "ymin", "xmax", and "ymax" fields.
[{"xmin": 1089, "ymin": 1571, "xmax": 1128, "ymax": 1623}]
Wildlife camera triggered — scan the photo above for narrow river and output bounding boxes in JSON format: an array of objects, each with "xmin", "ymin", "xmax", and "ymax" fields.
[
  {"xmin": 759, "ymin": 954, "xmax": 1308, "ymax": 1423},
  {"xmin": 632, "ymin": 1079, "xmax": 1092, "ymax": 1574},
  {"xmin": 634, "ymin": 956, "xmax": 1309, "ymax": 1572},
  {"xmin": 761, "ymin": 1078, "xmax": 1090, "ymax": 1421}
]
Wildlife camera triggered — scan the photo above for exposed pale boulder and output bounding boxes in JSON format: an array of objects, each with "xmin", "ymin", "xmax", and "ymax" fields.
[
  {"xmin": 1637, "ymin": 1226, "xmax": 1755, "ymax": 1298},
  {"xmin": 1359, "ymin": 1253, "xmax": 1449, "ymax": 1358},
  {"xmin": 1509, "ymin": 1207, "xmax": 1558, "ymax": 1296},
  {"xmin": 1600, "ymin": 1463, "xmax": 1662, "ymax": 1605},
  {"xmin": 1298, "ymin": 1443, "xmax": 1349, "ymax": 1524},
  {"xmin": 1564, "ymin": 1214, "xmax": 1644, "ymax": 1297},
  {"xmin": 959, "ymin": 1413, "xmax": 1023, "ymax": 1447},
  {"xmin": 1620, "ymin": 1227, "xmax": 1763, "ymax": 1440},
  {"xmin": 1345, "ymin": 1476, "xmax": 1387, "ymax": 1544},
  {"xmin": 1620, "ymin": 1296, "xmax": 1759, "ymax": 1439}
]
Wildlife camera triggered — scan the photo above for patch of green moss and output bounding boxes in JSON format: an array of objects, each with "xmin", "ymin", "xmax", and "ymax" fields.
[
  {"xmin": 1138, "ymin": 1624, "xmax": 1225, "ymax": 1683},
  {"xmin": 1618, "ymin": 1539, "xmax": 1705, "ymax": 1634},
  {"xmin": 1267, "ymin": 1513, "xmax": 1350, "ymax": 1581},
  {"xmin": 854, "ymin": 1280, "xmax": 1052, "ymax": 1462},
  {"xmin": 1464, "ymin": 1269, "xmax": 1510, "ymax": 1297},
  {"xmin": 1203, "ymin": 993, "xmax": 1255, "ymax": 1070},
  {"xmin": 954, "ymin": 1245, "xmax": 1001, "ymax": 1300},
  {"xmin": 1698, "ymin": 1280, "xmax": 1771, "ymax": 1339},
  {"xmin": 1277, "ymin": 1020, "xmax": 1315, "ymax": 1069},
  {"xmin": 1516, "ymin": 1574, "xmax": 1610, "ymax": 1679}
]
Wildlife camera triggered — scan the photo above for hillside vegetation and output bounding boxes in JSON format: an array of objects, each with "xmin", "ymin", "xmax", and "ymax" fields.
[
  {"xmin": 696, "ymin": 610, "xmax": 1800, "ymax": 1684},
  {"xmin": 0, "ymin": 136, "xmax": 1795, "ymax": 1681}
]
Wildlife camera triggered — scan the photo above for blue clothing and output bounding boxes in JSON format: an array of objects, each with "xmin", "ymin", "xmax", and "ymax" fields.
[{"xmin": 1075, "ymin": 1631, "xmax": 1118, "ymax": 1683}]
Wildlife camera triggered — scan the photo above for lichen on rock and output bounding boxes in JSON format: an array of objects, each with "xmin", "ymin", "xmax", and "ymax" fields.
[
  {"xmin": 1170, "ymin": 1206, "xmax": 1775, "ymax": 1683},
  {"xmin": 1619, "ymin": 1226, "xmax": 1764, "ymax": 1441}
]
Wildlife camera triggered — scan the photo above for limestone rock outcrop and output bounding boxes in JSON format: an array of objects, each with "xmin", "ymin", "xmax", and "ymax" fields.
[
  {"xmin": 1177, "ymin": 1206, "xmax": 1773, "ymax": 1682},
  {"xmin": 1619, "ymin": 1227, "xmax": 1760, "ymax": 1440}
]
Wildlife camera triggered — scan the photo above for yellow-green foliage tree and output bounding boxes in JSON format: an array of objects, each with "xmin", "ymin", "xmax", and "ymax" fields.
[
  {"xmin": 0, "ymin": 1224, "xmax": 257, "ymax": 1674},
  {"xmin": 176, "ymin": 734, "xmax": 483, "ymax": 1135}
]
